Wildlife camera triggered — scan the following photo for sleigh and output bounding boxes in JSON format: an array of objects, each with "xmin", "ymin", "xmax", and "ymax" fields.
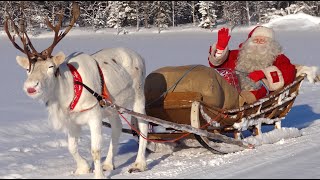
[{"xmin": 102, "ymin": 73, "xmax": 306, "ymax": 154}]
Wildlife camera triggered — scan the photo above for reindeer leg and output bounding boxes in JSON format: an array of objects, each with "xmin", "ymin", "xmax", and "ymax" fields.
[
  {"xmin": 129, "ymin": 98, "xmax": 148, "ymax": 173},
  {"xmin": 102, "ymin": 112, "xmax": 122, "ymax": 171},
  {"xmin": 68, "ymin": 130, "xmax": 90, "ymax": 175},
  {"xmin": 88, "ymin": 116, "xmax": 105, "ymax": 179}
]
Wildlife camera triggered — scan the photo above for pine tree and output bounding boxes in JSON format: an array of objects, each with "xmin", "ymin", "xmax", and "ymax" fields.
[
  {"xmin": 152, "ymin": 1, "xmax": 172, "ymax": 33},
  {"xmin": 198, "ymin": 1, "xmax": 217, "ymax": 29},
  {"xmin": 221, "ymin": 1, "xmax": 242, "ymax": 25}
]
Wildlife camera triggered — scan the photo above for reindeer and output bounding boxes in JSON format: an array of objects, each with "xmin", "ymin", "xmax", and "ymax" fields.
[{"xmin": 5, "ymin": 3, "xmax": 148, "ymax": 179}]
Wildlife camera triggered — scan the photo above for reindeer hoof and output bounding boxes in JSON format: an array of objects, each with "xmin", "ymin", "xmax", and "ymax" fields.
[
  {"xmin": 94, "ymin": 173, "xmax": 106, "ymax": 179},
  {"xmin": 128, "ymin": 168, "xmax": 142, "ymax": 173},
  {"xmin": 102, "ymin": 163, "xmax": 114, "ymax": 171},
  {"xmin": 128, "ymin": 162, "xmax": 147, "ymax": 173},
  {"xmin": 74, "ymin": 166, "xmax": 91, "ymax": 175}
]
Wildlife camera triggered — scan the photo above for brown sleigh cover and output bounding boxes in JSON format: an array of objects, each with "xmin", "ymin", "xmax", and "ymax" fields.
[{"xmin": 144, "ymin": 65, "xmax": 240, "ymax": 126}]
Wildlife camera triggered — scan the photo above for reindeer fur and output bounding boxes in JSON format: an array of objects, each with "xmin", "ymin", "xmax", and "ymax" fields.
[{"xmin": 16, "ymin": 47, "xmax": 148, "ymax": 179}]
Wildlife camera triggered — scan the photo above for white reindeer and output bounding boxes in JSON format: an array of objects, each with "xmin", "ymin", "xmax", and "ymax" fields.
[{"xmin": 5, "ymin": 3, "xmax": 148, "ymax": 179}]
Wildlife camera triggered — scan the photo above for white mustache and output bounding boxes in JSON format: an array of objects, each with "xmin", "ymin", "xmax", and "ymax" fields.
[{"xmin": 246, "ymin": 42, "xmax": 268, "ymax": 54}]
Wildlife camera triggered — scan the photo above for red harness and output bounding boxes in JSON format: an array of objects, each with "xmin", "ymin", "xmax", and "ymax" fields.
[
  {"xmin": 67, "ymin": 64, "xmax": 83, "ymax": 110},
  {"xmin": 67, "ymin": 63, "xmax": 111, "ymax": 111}
]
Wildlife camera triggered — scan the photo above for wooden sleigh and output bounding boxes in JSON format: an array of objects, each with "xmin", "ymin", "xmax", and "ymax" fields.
[
  {"xmin": 144, "ymin": 73, "xmax": 306, "ymax": 153},
  {"xmin": 102, "ymin": 74, "xmax": 306, "ymax": 154}
]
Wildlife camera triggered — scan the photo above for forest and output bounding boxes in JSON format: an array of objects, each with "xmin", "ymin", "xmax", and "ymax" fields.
[{"xmin": 1, "ymin": 1, "xmax": 320, "ymax": 33}]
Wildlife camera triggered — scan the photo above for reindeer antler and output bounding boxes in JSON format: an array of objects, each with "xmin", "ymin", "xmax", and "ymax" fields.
[
  {"xmin": 5, "ymin": 2, "xmax": 80, "ymax": 66},
  {"xmin": 4, "ymin": 9, "xmax": 43, "ymax": 72},
  {"xmin": 41, "ymin": 2, "xmax": 80, "ymax": 58}
]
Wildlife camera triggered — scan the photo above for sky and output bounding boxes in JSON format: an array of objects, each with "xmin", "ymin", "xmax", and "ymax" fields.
[{"xmin": 1, "ymin": 12, "xmax": 320, "ymax": 179}]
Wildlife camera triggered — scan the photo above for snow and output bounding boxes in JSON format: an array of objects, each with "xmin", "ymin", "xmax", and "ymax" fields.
[
  {"xmin": 1, "ymin": 13, "xmax": 320, "ymax": 179},
  {"xmin": 265, "ymin": 12, "xmax": 320, "ymax": 30}
]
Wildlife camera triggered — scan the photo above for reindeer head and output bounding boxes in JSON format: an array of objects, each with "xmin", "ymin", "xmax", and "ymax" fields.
[{"xmin": 6, "ymin": 3, "xmax": 80, "ymax": 101}]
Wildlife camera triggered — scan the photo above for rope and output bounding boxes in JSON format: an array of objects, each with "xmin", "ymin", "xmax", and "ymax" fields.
[
  {"xmin": 235, "ymin": 70, "xmax": 262, "ymax": 90},
  {"xmin": 74, "ymin": 66, "xmax": 228, "ymax": 143},
  {"xmin": 146, "ymin": 65, "xmax": 200, "ymax": 107},
  {"xmin": 259, "ymin": 80, "xmax": 270, "ymax": 95}
]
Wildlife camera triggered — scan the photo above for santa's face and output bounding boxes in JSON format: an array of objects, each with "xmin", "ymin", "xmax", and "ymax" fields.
[
  {"xmin": 244, "ymin": 37, "xmax": 272, "ymax": 55},
  {"xmin": 236, "ymin": 36, "xmax": 283, "ymax": 91},
  {"xmin": 252, "ymin": 36, "xmax": 268, "ymax": 45}
]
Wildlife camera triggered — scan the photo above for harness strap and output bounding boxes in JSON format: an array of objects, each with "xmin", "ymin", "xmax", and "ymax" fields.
[
  {"xmin": 72, "ymin": 61, "xmax": 112, "ymax": 109},
  {"xmin": 67, "ymin": 64, "xmax": 83, "ymax": 110},
  {"xmin": 68, "ymin": 61, "xmax": 112, "ymax": 111},
  {"xmin": 96, "ymin": 61, "xmax": 112, "ymax": 102}
]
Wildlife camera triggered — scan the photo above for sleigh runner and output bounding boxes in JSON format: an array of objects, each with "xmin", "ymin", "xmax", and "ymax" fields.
[{"xmin": 102, "ymin": 73, "xmax": 306, "ymax": 154}]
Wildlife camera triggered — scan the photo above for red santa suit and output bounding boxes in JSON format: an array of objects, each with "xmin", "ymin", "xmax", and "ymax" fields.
[{"xmin": 208, "ymin": 26, "xmax": 296, "ymax": 102}]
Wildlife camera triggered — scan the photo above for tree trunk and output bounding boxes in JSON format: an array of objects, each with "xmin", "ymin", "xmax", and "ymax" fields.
[
  {"xmin": 157, "ymin": 1, "xmax": 161, "ymax": 33},
  {"xmin": 143, "ymin": 1, "xmax": 149, "ymax": 28},
  {"xmin": 192, "ymin": 1, "xmax": 196, "ymax": 26},
  {"xmin": 246, "ymin": 1, "xmax": 251, "ymax": 26},
  {"xmin": 117, "ymin": 6, "xmax": 120, "ymax": 35},
  {"xmin": 136, "ymin": 1, "xmax": 140, "ymax": 31},
  {"xmin": 207, "ymin": 2, "xmax": 211, "ymax": 29},
  {"xmin": 172, "ymin": 1, "xmax": 175, "ymax": 27}
]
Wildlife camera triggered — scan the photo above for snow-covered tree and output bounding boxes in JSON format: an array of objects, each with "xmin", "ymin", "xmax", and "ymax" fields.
[
  {"xmin": 3, "ymin": 1, "xmax": 320, "ymax": 32},
  {"xmin": 106, "ymin": 1, "xmax": 136, "ymax": 34},
  {"xmin": 285, "ymin": 1, "xmax": 320, "ymax": 16},
  {"xmin": 298, "ymin": 1, "xmax": 320, "ymax": 16},
  {"xmin": 78, "ymin": 1, "xmax": 108, "ymax": 29},
  {"xmin": 221, "ymin": 1, "xmax": 242, "ymax": 26},
  {"xmin": 0, "ymin": 1, "xmax": 9, "ymax": 27},
  {"xmin": 250, "ymin": 1, "xmax": 276, "ymax": 24},
  {"xmin": 190, "ymin": 1, "xmax": 199, "ymax": 26},
  {"xmin": 198, "ymin": 1, "xmax": 217, "ymax": 29},
  {"xmin": 259, "ymin": 7, "xmax": 287, "ymax": 23},
  {"xmin": 4, "ymin": 1, "xmax": 28, "ymax": 32},
  {"xmin": 134, "ymin": 1, "xmax": 141, "ymax": 31},
  {"xmin": 151, "ymin": 1, "xmax": 172, "ymax": 33},
  {"xmin": 174, "ymin": 1, "xmax": 194, "ymax": 25},
  {"xmin": 243, "ymin": 1, "xmax": 254, "ymax": 25},
  {"xmin": 285, "ymin": 3, "xmax": 306, "ymax": 14},
  {"xmin": 139, "ymin": 1, "xmax": 151, "ymax": 28}
]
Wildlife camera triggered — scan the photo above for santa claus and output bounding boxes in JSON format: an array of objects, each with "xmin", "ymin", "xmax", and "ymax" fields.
[{"xmin": 208, "ymin": 26, "xmax": 297, "ymax": 105}]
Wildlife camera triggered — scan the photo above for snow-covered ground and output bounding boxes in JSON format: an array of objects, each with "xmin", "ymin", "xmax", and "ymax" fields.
[{"xmin": 1, "ymin": 12, "xmax": 320, "ymax": 179}]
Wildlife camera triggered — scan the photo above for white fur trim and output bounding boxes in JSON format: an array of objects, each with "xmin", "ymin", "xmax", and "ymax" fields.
[
  {"xmin": 262, "ymin": 66, "xmax": 284, "ymax": 91},
  {"xmin": 251, "ymin": 26, "xmax": 274, "ymax": 39},
  {"xmin": 295, "ymin": 64, "xmax": 319, "ymax": 83},
  {"xmin": 208, "ymin": 43, "xmax": 229, "ymax": 66}
]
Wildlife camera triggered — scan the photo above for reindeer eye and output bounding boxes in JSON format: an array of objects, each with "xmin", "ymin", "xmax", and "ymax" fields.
[{"xmin": 49, "ymin": 66, "xmax": 54, "ymax": 68}]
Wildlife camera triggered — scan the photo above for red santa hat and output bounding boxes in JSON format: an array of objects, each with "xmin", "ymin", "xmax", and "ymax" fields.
[
  {"xmin": 248, "ymin": 26, "xmax": 275, "ymax": 39},
  {"xmin": 239, "ymin": 26, "xmax": 275, "ymax": 48}
]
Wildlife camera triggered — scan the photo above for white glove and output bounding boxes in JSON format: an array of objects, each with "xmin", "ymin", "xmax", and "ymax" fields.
[{"xmin": 296, "ymin": 65, "xmax": 319, "ymax": 83}]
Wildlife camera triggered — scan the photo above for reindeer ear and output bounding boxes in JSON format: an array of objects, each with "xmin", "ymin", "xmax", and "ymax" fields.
[
  {"xmin": 52, "ymin": 51, "xmax": 65, "ymax": 66},
  {"xmin": 16, "ymin": 56, "xmax": 30, "ymax": 69}
]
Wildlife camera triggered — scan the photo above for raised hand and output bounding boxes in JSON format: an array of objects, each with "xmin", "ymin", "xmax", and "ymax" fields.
[{"xmin": 216, "ymin": 28, "xmax": 231, "ymax": 50}]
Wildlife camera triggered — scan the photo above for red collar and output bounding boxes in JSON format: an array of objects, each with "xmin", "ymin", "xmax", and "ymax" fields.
[{"xmin": 67, "ymin": 64, "xmax": 83, "ymax": 111}]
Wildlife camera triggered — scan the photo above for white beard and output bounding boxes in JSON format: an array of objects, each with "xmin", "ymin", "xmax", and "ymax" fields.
[{"xmin": 235, "ymin": 38, "xmax": 282, "ymax": 91}]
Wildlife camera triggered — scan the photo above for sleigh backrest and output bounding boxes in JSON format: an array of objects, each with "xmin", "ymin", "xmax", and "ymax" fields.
[{"xmin": 222, "ymin": 73, "xmax": 307, "ymax": 124}]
